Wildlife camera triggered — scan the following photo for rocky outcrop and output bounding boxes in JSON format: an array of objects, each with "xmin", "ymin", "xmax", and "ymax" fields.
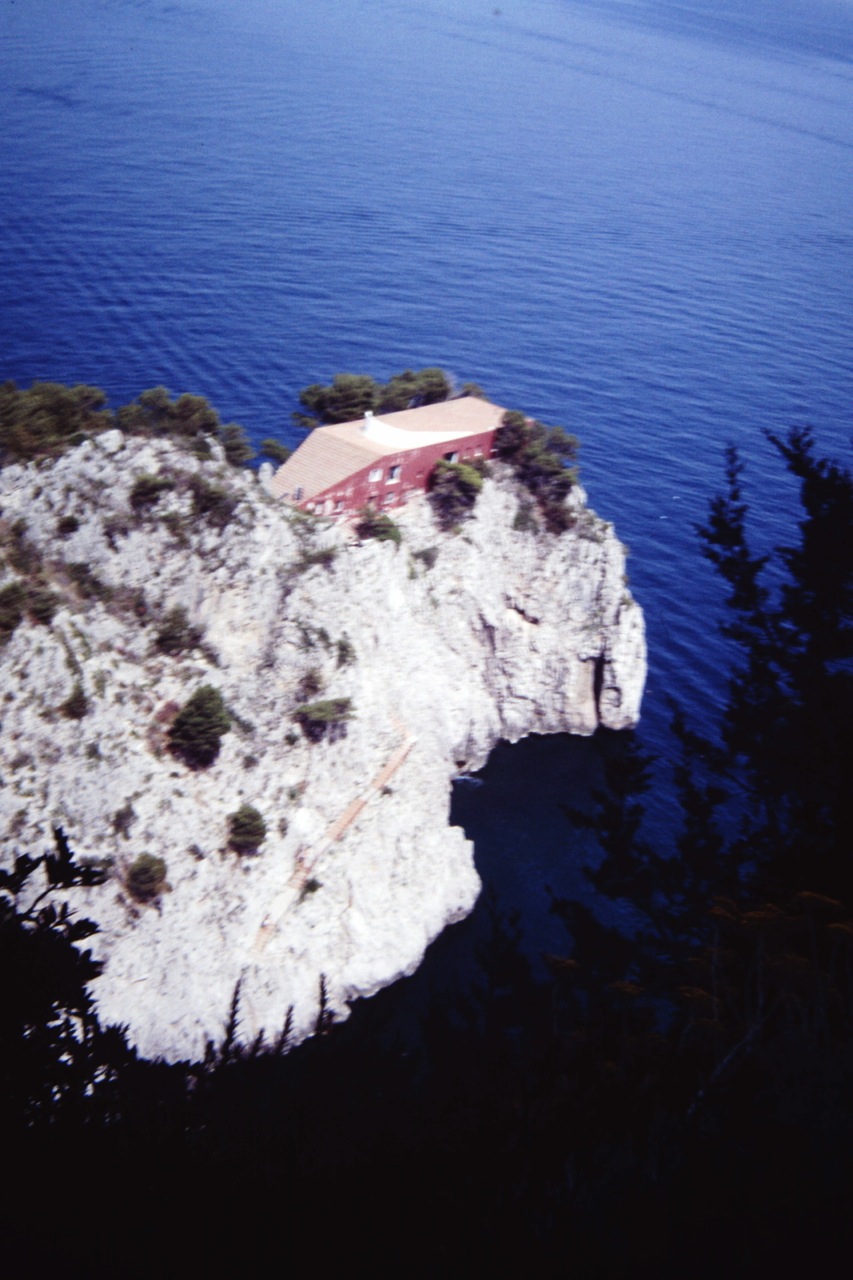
[{"xmin": 0, "ymin": 431, "xmax": 645, "ymax": 1061}]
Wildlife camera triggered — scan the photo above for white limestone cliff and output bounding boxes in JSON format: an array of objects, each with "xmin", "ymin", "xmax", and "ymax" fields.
[{"xmin": 0, "ymin": 431, "xmax": 646, "ymax": 1061}]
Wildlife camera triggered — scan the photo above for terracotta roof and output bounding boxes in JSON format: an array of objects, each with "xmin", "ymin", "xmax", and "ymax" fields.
[
  {"xmin": 269, "ymin": 430, "xmax": 383, "ymax": 502},
  {"xmin": 270, "ymin": 397, "xmax": 505, "ymax": 502}
]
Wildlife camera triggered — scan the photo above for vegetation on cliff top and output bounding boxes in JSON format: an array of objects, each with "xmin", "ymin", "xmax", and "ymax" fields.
[
  {"xmin": 0, "ymin": 380, "xmax": 254, "ymax": 468},
  {"xmin": 292, "ymin": 367, "xmax": 485, "ymax": 431},
  {"xmin": 427, "ymin": 458, "xmax": 486, "ymax": 531},
  {"xmin": 494, "ymin": 410, "xmax": 579, "ymax": 533},
  {"xmin": 354, "ymin": 507, "xmax": 402, "ymax": 544}
]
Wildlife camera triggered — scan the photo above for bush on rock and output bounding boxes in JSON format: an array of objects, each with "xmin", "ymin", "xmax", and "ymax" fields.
[
  {"xmin": 227, "ymin": 804, "xmax": 267, "ymax": 854},
  {"xmin": 167, "ymin": 685, "xmax": 231, "ymax": 767},
  {"xmin": 293, "ymin": 697, "xmax": 353, "ymax": 743},
  {"xmin": 355, "ymin": 507, "xmax": 402, "ymax": 545},
  {"xmin": 126, "ymin": 854, "xmax": 168, "ymax": 903},
  {"xmin": 427, "ymin": 460, "xmax": 484, "ymax": 531}
]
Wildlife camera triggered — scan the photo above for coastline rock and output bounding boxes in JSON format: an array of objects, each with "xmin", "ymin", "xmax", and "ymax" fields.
[{"xmin": 0, "ymin": 436, "xmax": 646, "ymax": 1061}]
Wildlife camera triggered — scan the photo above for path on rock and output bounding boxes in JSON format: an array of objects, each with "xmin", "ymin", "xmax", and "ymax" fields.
[{"xmin": 250, "ymin": 722, "xmax": 417, "ymax": 957}]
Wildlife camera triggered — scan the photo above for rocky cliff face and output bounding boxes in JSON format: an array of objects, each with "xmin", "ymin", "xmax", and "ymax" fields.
[{"xmin": 0, "ymin": 431, "xmax": 645, "ymax": 1061}]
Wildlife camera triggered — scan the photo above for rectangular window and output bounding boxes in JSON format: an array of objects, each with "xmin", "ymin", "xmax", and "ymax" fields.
[
  {"xmin": 387, "ymin": 464, "xmax": 401, "ymax": 482},
  {"xmin": 368, "ymin": 467, "xmax": 382, "ymax": 482},
  {"xmin": 444, "ymin": 451, "xmax": 459, "ymax": 463}
]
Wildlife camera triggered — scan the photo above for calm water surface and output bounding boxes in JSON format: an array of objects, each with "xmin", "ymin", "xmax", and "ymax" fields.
[{"xmin": 2, "ymin": 0, "xmax": 851, "ymax": 999}]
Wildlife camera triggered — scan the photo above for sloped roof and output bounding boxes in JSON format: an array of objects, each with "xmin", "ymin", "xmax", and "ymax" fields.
[{"xmin": 270, "ymin": 397, "xmax": 505, "ymax": 502}]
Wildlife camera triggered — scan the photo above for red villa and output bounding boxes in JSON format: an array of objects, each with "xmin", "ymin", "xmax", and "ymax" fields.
[{"xmin": 269, "ymin": 396, "xmax": 506, "ymax": 518}]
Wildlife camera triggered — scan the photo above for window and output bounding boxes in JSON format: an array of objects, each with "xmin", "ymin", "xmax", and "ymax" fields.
[
  {"xmin": 369, "ymin": 467, "xmax": 382, "ymax": 482},
  {"xmin": 444, "ymin": 451, "xmax": 459, "ymax": 463},
  {"xmin": 387, "ymin": 464, "xmax": 401, "ymax": 482}
]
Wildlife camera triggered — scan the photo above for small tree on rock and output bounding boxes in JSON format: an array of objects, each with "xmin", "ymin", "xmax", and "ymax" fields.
[
  {"xmin": 355, "ymin": 507, "xmax": 402, "ymax": 544},
  {"xmin": 227, "ymin": 804, "xmax": 267, "ymax": 854},
  {"xmin": 126, "ymin": 854, "xmax": 168, "ymax": 903},
  {"xmin": 294, "ymin": 697, "xmax": 353, "ymax": 743},
  {"xmin": 167, "ymin": 685, "xmax": 231, "ymax": 767},
  {"xmin": 428, "ymin": 460, "xmax": 483, "ymax": 531}
]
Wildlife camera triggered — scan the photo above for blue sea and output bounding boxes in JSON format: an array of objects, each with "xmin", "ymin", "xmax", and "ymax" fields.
[{"xmin": 2, "ymin": 0, "xmax": 851, "ymax": 1000}]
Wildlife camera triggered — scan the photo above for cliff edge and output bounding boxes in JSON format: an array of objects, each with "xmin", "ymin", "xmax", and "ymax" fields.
[{"xmin": 0, "ymin": 431, "xmax": 646, "ymax": 1060}]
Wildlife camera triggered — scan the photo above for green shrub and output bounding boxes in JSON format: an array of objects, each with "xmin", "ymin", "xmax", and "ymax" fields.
[
  {"xmin": 117, "ymin": 387, "xmax": 252, "ymax": 465},
  {"xmin": 355, "ymin": 508, "xmax": 402, "ymax": 544},
  {"xmin": 293, "ymin": 697, "xmax": 353, "ymax": 743},
  {"xmin": 0, "ymin": 380, "xmax": 112, "ymax": 465},
  {"xmin": 188, "ymin": 475, "xmax": 238, "ymax": 529},
  {"xmin": 294, "ymin": 367, "xmax": 453, "ymax": 431},
  {"xmin": 512, "ymin": 501, "xmax": 538, "ymax": 533},
  {"xmin": 260, "ymin": 438, "xmax": 291, "ymax": 464},
  {"xmin": 427, "ymin": 460, "xmax": 484, "ymax": 531},
  {"xmin": 219, "ymin": 423, "xmax": 255, "ymax": 467},
  {"xmin": 295, "ymin": 546, "xmax": 337, "ymax": 573},
  {"xmin": 298, "ymin": 876, "xmax": 322, "ymax": 902},
  {"xmin": 60, "ymin": 681, "xmax": 88, "ymax": 720},
  {"xmin": 378, "ymin": 367, "xmax": 451, "ymax": 411},
  {"xmin": 493, "ymin": 410, "xmax": 529, "ymax": 461},
  {"xmin": 494, "ymin": 411, "xmax": 579, "ymax": 533},
  {"xmin": 126, "ymin": 853, "xmax": 167, "ymax": 903},
  {"xmin": 156, "ymin": 605, "xmax": 201, "ymax": 656},
  {"xmin": 412, "ymin": 546, "xmax": 439, "ymax": 571},
  {"xmin": 227, "ymin": 804, "xmax": 267, "ymax": 854},
  {"xmin": 167, "ymin": 685, "xmax": 231, "ymax": 768},
  {"xmin": 129, "ymin": 473, "xmax": 175, "ymax": 512}
]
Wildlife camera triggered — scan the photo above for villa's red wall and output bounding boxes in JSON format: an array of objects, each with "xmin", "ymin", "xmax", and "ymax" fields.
[{"xmin": 302, "ymin": 429, "xmax": 496, "ymax": 517}]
